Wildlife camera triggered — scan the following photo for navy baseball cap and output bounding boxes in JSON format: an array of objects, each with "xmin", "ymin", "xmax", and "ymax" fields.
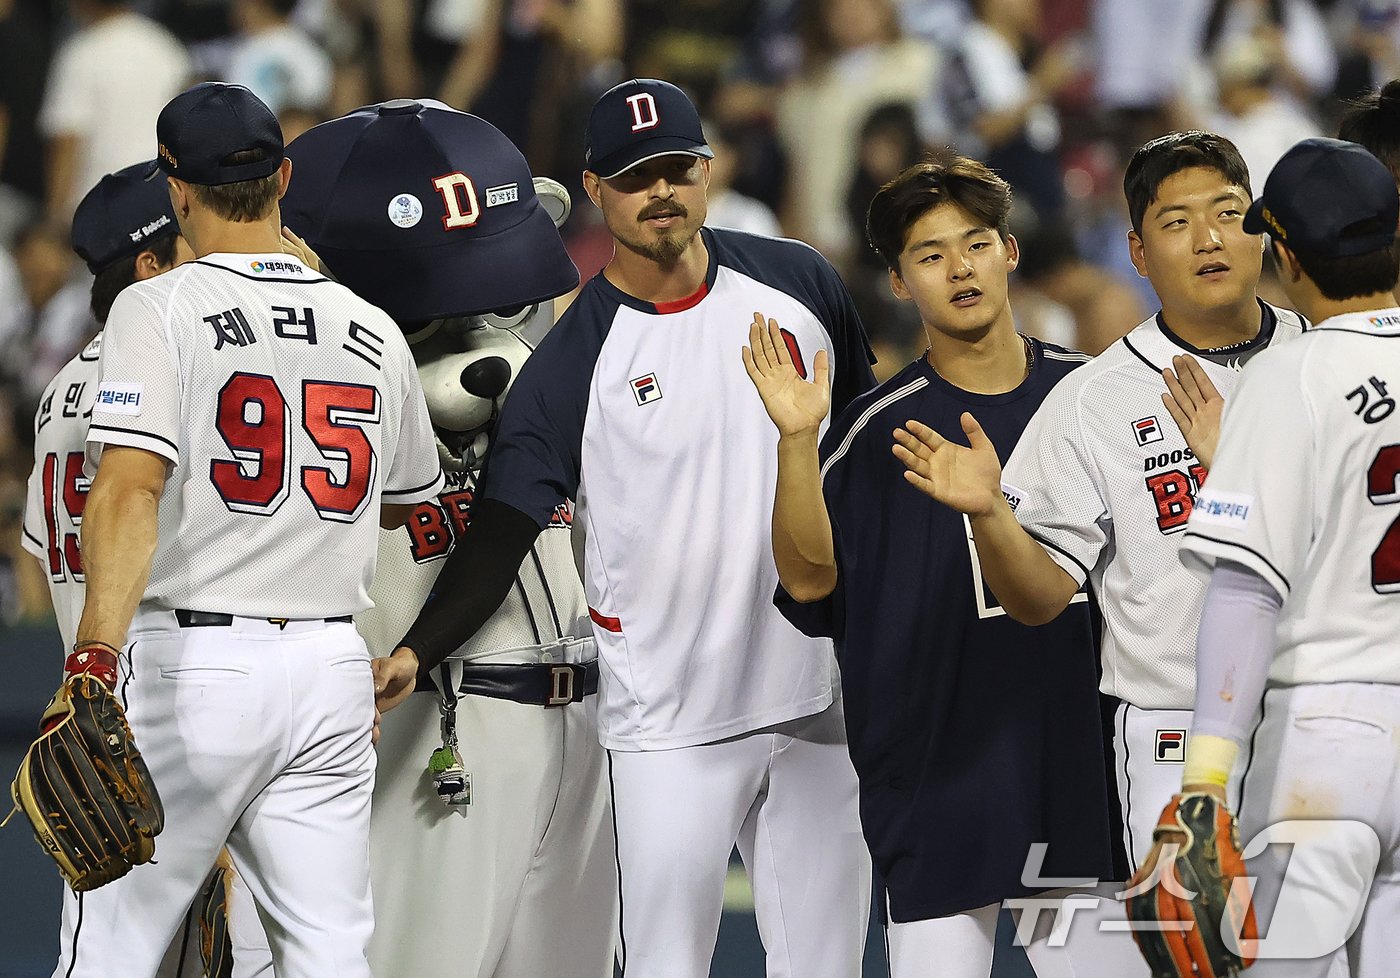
[
  {"xmin": 281, "ymin": 100, "xmax": 578, "ymax": 324},
  {"xmin": 152, "ymin": 82, "xmax": 284, "ymax": 185},
  {"xmin": 71, "ymin": 160, "xmax": 179, "ymax": 273},
  {"xmin": 585, "ymin": 79, "xmax": 713, "ymax": 179},
  {"xmin": 1243, "ymin": 137, "xmax": 1398, "ymax": 257}
]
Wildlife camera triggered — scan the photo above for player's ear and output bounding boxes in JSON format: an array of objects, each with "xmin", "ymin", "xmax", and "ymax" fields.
[
  {"xmin": 276, "ymin": 157, "xmax": 293, "ymax": 201},
  {"xmin": 582, "ymin": 170, "xmax": 603, "ymax": 210},
  {"xmin": 133, "ymin": 248, "xmax": 163, "ymax": 282},
  {"xmin": 1272, "ymin": 240, "xmax": 1303, "ymax": 283},
  {"xmin": 888, "ymin": 266, "xmax": 912, "ymax": 302},
  {"xmin": 1003, "ymin": 232, "xmax": 1020, "ymax": 274},
  {"xmin": 1127, "ymin": 229, "xmax": 1147, "ymax": 278}
]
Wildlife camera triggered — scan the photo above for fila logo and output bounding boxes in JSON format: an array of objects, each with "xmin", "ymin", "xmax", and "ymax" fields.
[
  {"xmin": 1132, "ymin": 416, "xmax": 1163, "ymax": 446},
  {"xmin": 626, "ymin": 93, "xmax": 660, "ymax": 132},
  {"xmin": 1155, "ymin": 729, "xmax": 1186, "ymax": 763},
  {"xmin": 431, "ymin": 172, "xmax": 481, "ymax": 230},
  {"xmin": 630, "ymin": 373, "xmax": 662, "ymax": 405}
]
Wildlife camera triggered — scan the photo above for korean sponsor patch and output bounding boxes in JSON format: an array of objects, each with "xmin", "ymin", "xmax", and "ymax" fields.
[
  {"xmin": 1192, "ymin": 489, "xmax": 1253, "ymax": 528},
  {"xmin": 1000, "ymin": 482, "xmax": 1026, "ymax": 513},
  {"xmin": 94, "ymin": 382, "xmax": 143, "ymax": 416}
]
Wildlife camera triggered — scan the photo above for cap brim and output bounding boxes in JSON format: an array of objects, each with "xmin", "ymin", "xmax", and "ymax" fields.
[
  {"xmin": 590, "ymin": 138, "xmax": 714, "ymax": 180},
  {"xmin": 1242, "ymin": 196, "xmax": 1269, "ymax": 236},
  {"xmin": 312, "ymin": 202, "xmax": 580, "ymax": 324}
]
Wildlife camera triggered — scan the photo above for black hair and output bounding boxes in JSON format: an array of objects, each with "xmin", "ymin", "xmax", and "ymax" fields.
[
  {"xmin": 865, "ymin": 149, "xmax": 1012, "ymax": 271},
  {"xmin": 1282, "ymin": 229, "xmax": 1400, "ymax": 301},
  {"xmin": 89, "ymin": 231, "xmax": 180, "ymax": 323},
  {"xmin": 1338, "ymin": 79, "xmax": 1400, "ymax": 185},
  {"xmin": 1123, "ymin": 130, "xmax": 1251, "ymax": 234}
]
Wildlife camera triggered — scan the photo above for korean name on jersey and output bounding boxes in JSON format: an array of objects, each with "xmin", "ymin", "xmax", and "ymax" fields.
[{"xmin": 83, "ymin": 253, "xmax": 443, "ymax": 619}]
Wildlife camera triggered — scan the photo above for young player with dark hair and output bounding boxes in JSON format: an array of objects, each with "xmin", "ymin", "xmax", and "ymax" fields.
[
  {"xmin": 1134, "ymin": 136, "xmax": 1400, "ymax": 978},
  {"xmin": 893, "ymin": 131, "xmax": 1307, "ymax": 954},
  {"xmin": 745, "ymin": 151, "xmax": 1136, "ymax": 977}
]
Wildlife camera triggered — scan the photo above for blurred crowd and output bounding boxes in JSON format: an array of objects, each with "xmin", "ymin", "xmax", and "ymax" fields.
[{"xmin": 0, "ymin": 0, "xmax": 1396, "ymax": 626}]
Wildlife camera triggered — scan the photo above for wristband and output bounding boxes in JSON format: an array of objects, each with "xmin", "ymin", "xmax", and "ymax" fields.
[
  {"xmin": 66, "ymin": 644, "xmax": 120, "ymax": 688},
  {"xmin": 1182, "ymin": 733, "xmax": 1238, "ymax": 788}
]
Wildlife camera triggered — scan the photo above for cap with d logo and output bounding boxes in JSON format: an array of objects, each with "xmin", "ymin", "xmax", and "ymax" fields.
[
  {"xmin": 585, "ymin": 79, "xmax": 713, "ymax": 179},
  {"xmin": 1243, "ymin": 137, "xmax": 1399, "ymax": 257},
  {"xmin": 281, "ymin": 99, "xmax": 578, "ymax": 324}
]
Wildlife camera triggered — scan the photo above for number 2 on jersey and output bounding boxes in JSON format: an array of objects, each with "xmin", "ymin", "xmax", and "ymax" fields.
[
  {"xmin": 212, "ymin": 371, "xmax": 379, "ymax": 522},
  {"xmin": 1368, "ymin": 444, "xmax": 1400, "ymax": 593}
]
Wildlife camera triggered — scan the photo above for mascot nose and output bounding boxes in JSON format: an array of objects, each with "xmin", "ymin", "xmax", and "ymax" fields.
[{"xmin": 460, "ymin": 356, "xmax": 512, "ymax": 399}]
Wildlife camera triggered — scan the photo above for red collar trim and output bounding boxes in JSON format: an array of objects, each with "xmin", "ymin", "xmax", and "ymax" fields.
[{"xmin": 651, "ymin": 280, "xmax": 709, "ymax": 314}]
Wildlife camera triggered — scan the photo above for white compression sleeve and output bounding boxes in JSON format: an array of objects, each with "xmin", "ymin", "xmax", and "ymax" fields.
[{"xmin": 1191, "ymin": 560, "xmax": 1283, "ymax": 745}]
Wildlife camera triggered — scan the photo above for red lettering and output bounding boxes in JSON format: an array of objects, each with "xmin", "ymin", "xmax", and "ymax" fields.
[
  {"xmin": 441, "ymin": 489, "xmax": 474, "ymax": 537},
  {"xmin": 407, "ymin": 502, "xmax": 451, "ymax": 562},
  {"xmin": 1146, "ymin": 470, "xmax": 1193, "ymax": 532}
]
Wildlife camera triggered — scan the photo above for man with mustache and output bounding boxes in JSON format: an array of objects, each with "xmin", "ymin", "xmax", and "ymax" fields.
[{"xmin": 377, "ymin": 78, "xmax": 878, "ymax": 978}]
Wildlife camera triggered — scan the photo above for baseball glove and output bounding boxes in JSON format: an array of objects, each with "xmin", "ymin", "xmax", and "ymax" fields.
[
  {"xmin": 198, "ymin": 852, "xmax": 236, "ymax": 978},
  {"xmin": 1125, "ymin": 792, "xmax": 1258, "ymax": 978},
  {"xmin": 7, "ymin": 660, "xmax": 164, "ymax": 892}
]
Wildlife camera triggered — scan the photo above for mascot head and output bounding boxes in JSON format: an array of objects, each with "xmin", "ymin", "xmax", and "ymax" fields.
[{"xmin": 281, "ymin": 99, "xmax": 579, "ymax": 472}]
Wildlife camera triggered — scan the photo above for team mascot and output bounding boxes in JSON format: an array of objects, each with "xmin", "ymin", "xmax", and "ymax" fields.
[{"xmin": 280, "ymin": 100, "xmax": 617, "ymax": 978}]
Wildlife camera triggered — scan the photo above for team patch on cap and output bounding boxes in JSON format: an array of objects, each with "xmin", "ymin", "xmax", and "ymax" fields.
[
  {"xmin": 1132, "ymin": 416, "xmax": 1163, "ymax": 446},
  {"xmin": 1154, "ymin": 729, "xmax": 1186, "ymax": 763},
  {"xmin": 630, "ymin": 373, "xmax": 662, "ymax": 405},
  {"xmin": 387, "ymin": 193, "xmax": 423, "ymax": 229},
  {"xmin": 95, "ymin": 382, "xmax": 143, "ymax": 416},
  {"xmin": 485, "ymin": 183, "xmax": 518, "ymax": 208}
]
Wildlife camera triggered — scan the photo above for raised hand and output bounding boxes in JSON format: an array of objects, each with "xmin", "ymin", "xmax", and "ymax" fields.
[
  {"xmin": 892, "ymin": 414, "xmax": 1005, "ymax": 518},
  {"xmin": 1162, "ymin": 354, "xmax": 1223, "ymax": 469},
  {"xmin": 742, "ymin": 312, "xmax": 830, "ymax": 438}
]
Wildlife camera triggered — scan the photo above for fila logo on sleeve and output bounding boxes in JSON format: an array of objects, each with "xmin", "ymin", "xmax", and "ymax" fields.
[
  {"xmin": 630, "ymin": 373, "xmax": 662, "ymax": 405},
  {"xmin": 1155, "ymin": 729, "xmax": 1186, "ymax": 763},
  {"xmin": 1133, "ymin": 416, "xmax": 1163, "ymax": 446},
  {"xmin": 626, "ymin": 93, "xmax": 660, "ymax": 132}
]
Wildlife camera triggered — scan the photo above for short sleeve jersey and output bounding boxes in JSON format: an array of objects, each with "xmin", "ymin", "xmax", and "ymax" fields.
[
  {"xmin": 87, "ymin": 253, "xmax": 444, "ymax": 618},
  {"xmin": 1002, "ymin": 301, "xmax": 1306, "ymax": 709},
  {"xmin": 484, "ymin": 227, "xmax": 876, "ymax": 750},
  {"xmin": 1180, "ymin": 308, "xmax": 1400, "ymax": 687},
  {"xmin": 776, "ymin": 341, "xmax": 1120, "ymax": 921},
  {"xmin": 22, "ymin": 334, "xmax": 101, "ymax": 651}
]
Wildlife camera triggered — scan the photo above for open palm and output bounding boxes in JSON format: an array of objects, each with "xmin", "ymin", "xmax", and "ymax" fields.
[
  {"xmin": 742, "ymin": 313, "xmax": 830, "ymax": 437},
  {"xmin": 892, "ymin": 415, "xmax": 1004, "ymax": 517}
]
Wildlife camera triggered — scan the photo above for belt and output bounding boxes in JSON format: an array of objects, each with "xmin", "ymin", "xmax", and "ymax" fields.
[
  {"xmin": 175, "ymin": 610, "xmax": 353, "ymax": 627},
  {"xmin": 455, "ymin": 660, "xmax": 599, "ymax": 707}
]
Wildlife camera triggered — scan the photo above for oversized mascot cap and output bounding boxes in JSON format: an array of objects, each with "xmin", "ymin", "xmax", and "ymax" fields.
[{"xmin": 281, "ymin": 99, "xmax": 579, "ymax": 324}]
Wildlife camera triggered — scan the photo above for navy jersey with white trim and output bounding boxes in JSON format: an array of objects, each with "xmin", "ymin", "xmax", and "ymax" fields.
[
  {"xmin": 776, "ymin": 341, "xmax": 1118, "ymax": 920},
  {"xmin": 484, "ymin": 226, "xmax": 876, "ymax": 750}
]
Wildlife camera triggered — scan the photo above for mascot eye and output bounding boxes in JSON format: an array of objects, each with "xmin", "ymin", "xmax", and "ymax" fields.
[{"xmin": 483, "ymin": 305, "xmax": 536, "ymax": 330}]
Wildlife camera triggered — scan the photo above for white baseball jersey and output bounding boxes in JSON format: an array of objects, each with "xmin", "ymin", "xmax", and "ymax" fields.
[
  {"xmin": 1002, "ymin": 302, "xmax": 1306, "ymax": 709},
  {"xmin": 86, "ymin": 252, "xmax": 444, "ymax": 617},
  {"xmin": 1180, "ymin": 307, "xmax": 1400, "ymax": 687},
  {"xmin": 22, "ymin": 333, "xmax": 102, "ymax": 651}
]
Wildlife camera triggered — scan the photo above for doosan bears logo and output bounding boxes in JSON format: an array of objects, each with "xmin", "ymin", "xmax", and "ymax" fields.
[{"xmin": 406, "ymin": 486, "xmax": 573, "ymax": 563}]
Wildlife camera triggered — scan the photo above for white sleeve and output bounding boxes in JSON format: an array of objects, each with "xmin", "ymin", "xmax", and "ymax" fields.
[
  {"xmin": 85, "ymin": 289, "xmax": 182, "ymax": 470},
  {"xmin": 1001, "ymin": 377, "xmax": 1109, "ymax": 586},
  {"xmin": 1179, "ymin": 356, "xmax": 1313, "ymax": 599},
  {"xmin": 381, "ymin": 332, "xmax": 444, "ymax": 504},
  {"xmin": 37, "ymin": 40, "xmax": 92, "ymax": 137}
]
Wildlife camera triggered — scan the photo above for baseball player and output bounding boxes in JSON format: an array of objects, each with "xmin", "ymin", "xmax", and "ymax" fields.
[
  {"xmin": 52, "ymin": 82, "xmax": 442, "ymax": 978},
  {"xmin": 1152, "ymin": 137, "xmax": 1400, "ymax": 977},
  {"xmin": 749, "ymin": 152, "xmax": 1136, "ymax": 978},
  {"xmin": 376, "ymin": 78, "xmax": 877, "ymax": 978},
  {"xmin": 892, "ymin": 130, "xmax": 1304, "ymax": 947},
  {"xmin": 279, "ymin": 99, "xmax": 617, "ymax": 978}
]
